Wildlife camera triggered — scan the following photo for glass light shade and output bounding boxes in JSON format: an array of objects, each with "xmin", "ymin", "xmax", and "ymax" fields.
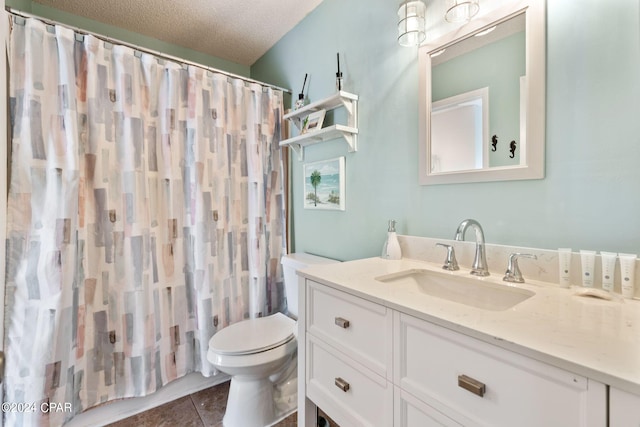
[
  {"xmin": 397, "ymin": 1, "xmax": 427, "ymax": 47},
  {"xmin": 445, "ymin": 0, "xmax": 480, "ymax": 23}
]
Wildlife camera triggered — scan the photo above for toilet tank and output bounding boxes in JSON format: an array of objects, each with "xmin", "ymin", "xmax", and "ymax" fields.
[{"xmin": 281, "ymin": 253, "xmax": 339, "ymax": 318}]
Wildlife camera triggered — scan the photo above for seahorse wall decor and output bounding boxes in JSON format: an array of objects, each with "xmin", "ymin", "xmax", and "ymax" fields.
[
  {"xmin": 509, "ymin": 140, "xmax": 517, "ymax": 158},
  {"xmin": 491, "ymin": 135, "xmax": 498, "ymax": 152}
]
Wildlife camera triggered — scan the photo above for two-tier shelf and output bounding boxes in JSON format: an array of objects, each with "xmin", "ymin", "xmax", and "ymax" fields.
[{"xmin": 280, "ymin": 91, "xmax": 359, "ymax": 160}]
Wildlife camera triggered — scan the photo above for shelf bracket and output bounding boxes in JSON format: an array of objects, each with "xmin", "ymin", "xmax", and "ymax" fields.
[
  {"xmin": 340, "ymin": 98, "xmax": 354, "ymax": 116},
  {"xmin": 291, "ymin": 117, "xmax": 303, "ymax": 131},
  {"xmin": 345, "ymin": 99, "xmax": 358, "ymax": 129},
  {"xmin": 343, "ymin": 133, "xmax": 358, "ymax": 153},
  {"xmin": 291, "ymin": 143, "xmax": 304, "ymax": 161}
]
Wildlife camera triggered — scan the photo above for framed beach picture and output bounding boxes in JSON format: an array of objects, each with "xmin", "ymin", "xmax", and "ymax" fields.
[
  {"xmin": 303, "ymin": 157, "xmax": 345, "ymax": 211},
  {"xmin": 301, "ymin": 109, "xmax": 326, "ymax": 134}
]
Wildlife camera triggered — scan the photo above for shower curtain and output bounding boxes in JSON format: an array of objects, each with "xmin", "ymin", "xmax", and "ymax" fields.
[{"xmin": 4, "ymin": 17, "xmax": 286, "ymax": 426}]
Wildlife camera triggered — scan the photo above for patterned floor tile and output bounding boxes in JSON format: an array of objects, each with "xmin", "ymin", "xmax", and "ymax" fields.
[
  {"xmin": 107, "ymin": 395, "xmax": 202, "ymax": 427},
  {"xmin": 105, "ymin": 380, "xmax": 313, "ymax": 427},
  {"xmin": 190, "ymin": 381, "xmax": 229, "ymax": 426}
]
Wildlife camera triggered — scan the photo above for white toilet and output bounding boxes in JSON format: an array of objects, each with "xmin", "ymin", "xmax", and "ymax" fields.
[{"xmin": 207, "ymin": 253, "xmax": 338, "ymax": 427}]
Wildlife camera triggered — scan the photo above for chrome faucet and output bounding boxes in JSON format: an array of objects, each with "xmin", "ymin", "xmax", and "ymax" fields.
[
  {"xmin": 503, "ymin": 253, "xmax": 537, "ymax": 283},
  {"xmin": 454, "ymin": 219, "xmax": 489, "ymax": 276},
  {"xmin": 436, "ymin": 243, "xmax": 459, "ymax": 271}
]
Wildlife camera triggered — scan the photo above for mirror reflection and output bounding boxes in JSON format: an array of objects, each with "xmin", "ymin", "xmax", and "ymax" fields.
[
  {"xmin": 431, "ymin": 87, "xmax": 488, "ymax": 172},
  {"xmin": 430, "ymin": 14, "xmax": 525, "ymax": 174}
]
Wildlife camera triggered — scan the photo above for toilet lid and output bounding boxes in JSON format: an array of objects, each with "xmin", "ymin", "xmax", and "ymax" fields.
[{"xmin": 209, "ymin": 312, "xmax": 296, "ymax": 356}]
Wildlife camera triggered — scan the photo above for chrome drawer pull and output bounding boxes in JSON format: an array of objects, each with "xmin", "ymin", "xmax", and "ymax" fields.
[
  {"xmin": 334, "ymin": 317, "xmax": 350, "ymax": 329},
  {"xmin": 334, "ymin": 377, "xmax": 350, "ymax": 392},
  {"xmin": 458, "ymin": 374, "xmax": 486, "ymax": 397}
]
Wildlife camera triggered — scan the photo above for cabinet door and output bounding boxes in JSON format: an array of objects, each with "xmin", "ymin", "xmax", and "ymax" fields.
[
  {"xmin": 610, "ymin": 387, "xmax": 640, "ymax": 426},
  {"xmin": 395, "ymin": 386, "xmax": 462, "ymax": 427},
  {"xmin": 394, "ymin": 312, "xmax": 607, "ymax": 427}
]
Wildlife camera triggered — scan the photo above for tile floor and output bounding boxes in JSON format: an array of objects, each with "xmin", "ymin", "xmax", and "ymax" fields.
[{"xmin": 106, "ymin": 381, "xmax": 297, "ymax": 427}]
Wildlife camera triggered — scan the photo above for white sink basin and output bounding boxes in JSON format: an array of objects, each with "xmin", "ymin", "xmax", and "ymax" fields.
[{"xmin": 375, "ymin": 269, "xmax": 534, "ymax": 311}]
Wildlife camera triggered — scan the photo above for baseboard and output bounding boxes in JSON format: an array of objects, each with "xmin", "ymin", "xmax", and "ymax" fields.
[{"xmin": 65, "ymin": 372, "xmax": 230, "ymax": 427}]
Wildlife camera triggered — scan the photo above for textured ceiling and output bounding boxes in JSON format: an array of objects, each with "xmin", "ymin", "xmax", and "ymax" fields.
[{"xmin": 31, "ymin": 0, "xmax": 325, "ymax": 66}]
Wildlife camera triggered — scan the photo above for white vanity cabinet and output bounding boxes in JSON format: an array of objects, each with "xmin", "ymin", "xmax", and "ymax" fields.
[
  {"xmin": 610, "ymin": 387, "xmax": 640, "ymax": 426},
  {"xmin": 300, "ymin": 278, "xmax": 608, "ymax": 427}
]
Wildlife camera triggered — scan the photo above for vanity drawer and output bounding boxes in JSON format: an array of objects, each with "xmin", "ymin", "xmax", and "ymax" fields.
[
  {"xmin": 394, "ymin": 312, "xmax": 606, "ymax": 427},
  {"xmin": 306, "ymin": 279, "xmax": 392, "ymax": 378},
  {"xmin": 306, "ymin": 334, "xmax": 393, "ymax": 427}
]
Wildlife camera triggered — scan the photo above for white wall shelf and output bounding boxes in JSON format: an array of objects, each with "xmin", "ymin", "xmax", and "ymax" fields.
[{"xmin": 281, "ymin": 91, "xmax": 358, "ymax": 160}]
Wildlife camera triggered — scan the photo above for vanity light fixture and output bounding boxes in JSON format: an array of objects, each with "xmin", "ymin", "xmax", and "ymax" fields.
[
  {"xmin": 397, "ymin": 0, "xmax": 427, "ymax": 47},
  {"xmin": 444, "ymin": 0, "xmax": 480, "ymax": 23}
]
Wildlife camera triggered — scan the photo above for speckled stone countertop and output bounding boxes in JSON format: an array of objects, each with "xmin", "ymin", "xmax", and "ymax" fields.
[{"xmin": 298, "ymin": 255, "xmax": 640, "ymax": 396}]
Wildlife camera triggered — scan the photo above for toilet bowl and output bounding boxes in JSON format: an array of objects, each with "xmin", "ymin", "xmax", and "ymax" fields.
[
  {"xmin": 207, "ymin": 253, "xmax": 338, "ymax": 427},
  {"xmin": 207, "ymin": 313, "xmax": 298, "ymax": 427}
]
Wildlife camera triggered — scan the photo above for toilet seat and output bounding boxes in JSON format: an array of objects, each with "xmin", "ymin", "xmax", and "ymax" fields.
[{"xmin": 209, "ymin": 312, "xmax": 295, "ymax": 356}]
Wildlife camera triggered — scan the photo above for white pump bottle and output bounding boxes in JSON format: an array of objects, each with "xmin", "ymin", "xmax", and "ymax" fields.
[{"xmin": 381, "ymin": 220, "xmax": 402, "ymax": 260}]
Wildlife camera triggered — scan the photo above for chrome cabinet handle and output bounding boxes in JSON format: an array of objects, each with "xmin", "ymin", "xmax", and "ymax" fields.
[
  {"xmin": 458, "ymin": 374, "xmax": 486, "ymax": 397},
  {"xmin": 334, "ymin": 377, "xmax": 350, "ymax": 392},
  {"xmin": 334, "ymin": 317, "xmax": 350, "ymax": 329}
]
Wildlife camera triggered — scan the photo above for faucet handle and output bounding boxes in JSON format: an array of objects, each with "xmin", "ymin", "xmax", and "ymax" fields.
[
  {"xmin": 436, "ymin": 243, "xmax": 459, "ymax": 271},
  {"xmin": 503, "ymin": 253, "xmax": 537, "ymax": 283}
]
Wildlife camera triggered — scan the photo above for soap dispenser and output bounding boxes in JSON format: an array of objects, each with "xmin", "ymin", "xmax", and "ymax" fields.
[{"xmin": 381, "ymin": 220, "xmax": 402, "ymax": 260}]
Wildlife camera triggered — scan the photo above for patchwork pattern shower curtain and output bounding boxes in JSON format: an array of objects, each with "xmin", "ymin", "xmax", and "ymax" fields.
[{"xmin": 5, "ymin": 18, "xmax": 286, "ymax": 426}]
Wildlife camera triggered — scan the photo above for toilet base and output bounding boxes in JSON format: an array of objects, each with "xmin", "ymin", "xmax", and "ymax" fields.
[
  {"xmin": 223, "ymin": 376, "xmax": 275, "ymax": 427},
  {"xmin": 221, "ymin": 356, "xmax": 298, "ymax": 427}
]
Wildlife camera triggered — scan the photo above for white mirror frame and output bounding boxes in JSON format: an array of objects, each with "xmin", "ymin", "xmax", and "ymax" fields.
[{"xmin": 418, "ymin": 0, "xmax": 545, "ymax": 185}]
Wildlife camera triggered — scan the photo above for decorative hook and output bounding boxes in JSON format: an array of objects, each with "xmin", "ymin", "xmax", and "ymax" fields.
[
  {"xmin": 491, "ymin": 135, "xmax": 498, "ymax": 152},
  {"xmin": 509, "ymin": 140, "xmax": 517, "ymax": 158}
]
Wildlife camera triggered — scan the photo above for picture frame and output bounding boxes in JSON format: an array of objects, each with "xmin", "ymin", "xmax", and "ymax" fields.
[
  {"xmin": 301, "ymin": 109, "xmax": 326, "ymax": 134},
  {"xmin": 303, "ymin": 157, "xmax": 345, "ymax": 211}
]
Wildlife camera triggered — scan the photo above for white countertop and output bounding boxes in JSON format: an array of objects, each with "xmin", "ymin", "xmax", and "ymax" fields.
[{"xmin": 298, "ymin": 257, "xmax": 640, "ymax": 396}]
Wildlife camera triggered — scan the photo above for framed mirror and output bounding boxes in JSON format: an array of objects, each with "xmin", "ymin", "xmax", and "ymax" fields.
[{"xmin": 418, "ymin": 1, "xmax": 545, "ymax": 185}]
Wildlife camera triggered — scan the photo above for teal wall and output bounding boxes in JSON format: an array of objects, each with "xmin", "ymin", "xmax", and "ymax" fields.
[
  {"xmin": 5, "ymin": 0, "xmax": 249, "ymax": 76},
  {"xmin": 252, "ymin": 0, "xmax": 640, "ymax": 261}
]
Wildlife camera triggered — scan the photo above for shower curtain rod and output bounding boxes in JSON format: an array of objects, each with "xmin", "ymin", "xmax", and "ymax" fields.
[{"xmin": 6, "ymin": 8, "xmax": 292, "ymax": 94}]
